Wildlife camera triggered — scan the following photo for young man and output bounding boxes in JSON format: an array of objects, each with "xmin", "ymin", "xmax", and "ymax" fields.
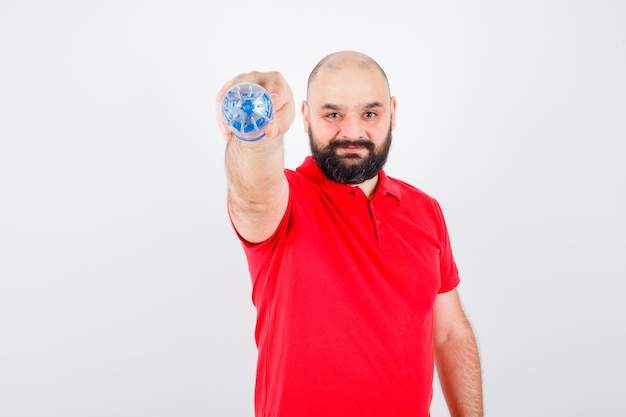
[{"xmin": 216, "ymin": 50, "xmax": 483, "ymax": 417}]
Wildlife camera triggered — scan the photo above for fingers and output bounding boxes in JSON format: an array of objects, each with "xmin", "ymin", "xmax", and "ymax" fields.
[
  {"xmin": 262, "ymin": 77, "xmax": 295, "ymax": 139},
  {"xmin": 266, "ymin": 92, "xmax": 295, "ymax": 139}
]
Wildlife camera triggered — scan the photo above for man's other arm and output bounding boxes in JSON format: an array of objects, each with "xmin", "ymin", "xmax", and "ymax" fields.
[{"xmin": 433, "ymin": 289, "xmax": 484, "ymax": 417}]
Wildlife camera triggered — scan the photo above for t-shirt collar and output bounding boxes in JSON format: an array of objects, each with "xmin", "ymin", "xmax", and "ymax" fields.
[{"xmin": 295, "ymin": 156, "xmax": 402, "ymax": 200}]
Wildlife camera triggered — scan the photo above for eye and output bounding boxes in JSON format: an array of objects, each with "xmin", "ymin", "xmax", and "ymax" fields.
[
  {"xmin": 363, "ymin": 111, "xmax": 377, "ymax": 119},
  {"xmin": 324, "ymin": 112, "xmax": 342, "ymax": 119}
]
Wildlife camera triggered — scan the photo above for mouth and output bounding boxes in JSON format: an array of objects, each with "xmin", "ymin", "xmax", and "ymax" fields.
[
  {"xmin": 331, "ymin": 140, "xmax": 373, "ymax": 156},
  {"xmin": 335, "ymin": 147, "xmax": 369, "ymax": 161},
  {"xmin": 338, "ymin": 144, "xmax": 366, "ymax": 152}
]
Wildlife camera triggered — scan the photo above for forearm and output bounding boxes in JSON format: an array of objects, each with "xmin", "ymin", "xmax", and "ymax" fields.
[
  {"xmin": 225, "ymin": 133, "xmax": 289, "ymax": 243},
  {"xmin": 225, "ymin": 134, "xmax": 285, "ymax": 206},
  {"xmin": 434, "ymin": 325, "xmax": 483, "ymax": 417}
]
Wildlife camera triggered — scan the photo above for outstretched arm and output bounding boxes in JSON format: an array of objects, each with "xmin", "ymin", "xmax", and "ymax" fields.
[
  {"xmin": 216, "ymin": 71, "xmax": 295, "ymax": 243},
  {"xmin": 433, "ymin": 289, "xmax": 484, "ymax": 417}
]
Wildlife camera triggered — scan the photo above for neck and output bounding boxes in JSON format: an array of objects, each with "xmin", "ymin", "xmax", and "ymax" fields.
[{"xmin": 355, "ymin": 174, "xmax": 379, "ymax": 199}]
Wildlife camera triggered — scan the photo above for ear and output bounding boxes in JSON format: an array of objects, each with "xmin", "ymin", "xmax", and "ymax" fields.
[
  {"xmin": 301, "ymin": 100, "xmax": 310, "ymax": 133},
  {"xmin": 390, "ymin": 96, "xmax": 397, "ymax": 131}
]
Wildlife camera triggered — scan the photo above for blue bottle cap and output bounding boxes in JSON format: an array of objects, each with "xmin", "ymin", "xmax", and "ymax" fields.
[{"xmin": 221, "ymin": 82, "xmax": 274, "ymax": 142}]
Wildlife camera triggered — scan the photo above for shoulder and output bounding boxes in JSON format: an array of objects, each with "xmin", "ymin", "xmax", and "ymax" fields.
[
  {"xmin": 383, "ymin": 173, "xmax": 450, "ymax": 229},
  {"xmin": 385, "ymin": 173, "xmax": 438, "ymax": 206},
  {"xmin": 284, "ymin": 167, "xmax": 316, "ymax": 196}
]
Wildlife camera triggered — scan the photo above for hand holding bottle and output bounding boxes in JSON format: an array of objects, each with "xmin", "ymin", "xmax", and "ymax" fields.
[{"xmin": 216, "ymin": 71, "xmax": 295, "ymax": 142}]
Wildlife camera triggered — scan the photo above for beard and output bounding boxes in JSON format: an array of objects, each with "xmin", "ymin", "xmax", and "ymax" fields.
[{"xmin": 309, "ymin": 127, "xmax": 393, "ymax": 185}]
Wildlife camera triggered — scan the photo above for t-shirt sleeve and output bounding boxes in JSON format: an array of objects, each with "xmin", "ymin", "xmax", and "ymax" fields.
[
  {"xmin": 432, "ymin": 198, "xmax": 460, "ymax": 293},
  {"xmin": 228, "ymin": 170, "xmax": 298, "ymax": 283}
]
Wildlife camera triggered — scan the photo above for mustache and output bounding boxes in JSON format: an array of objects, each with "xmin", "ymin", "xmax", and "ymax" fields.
[{"xmin": 325, "ymin": 139, "xmax": 375, "ymax": 152}]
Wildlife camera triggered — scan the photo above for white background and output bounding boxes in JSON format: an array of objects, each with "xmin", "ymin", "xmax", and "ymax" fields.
[{"xmin": 1, "ymin": 1, "xmax": 625, "ymax": 416}]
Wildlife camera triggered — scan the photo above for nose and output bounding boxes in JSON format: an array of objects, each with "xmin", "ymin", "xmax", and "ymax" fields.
[{"xmin": 338, "ymin": 114, "xmax": 366, "ymax": 140}]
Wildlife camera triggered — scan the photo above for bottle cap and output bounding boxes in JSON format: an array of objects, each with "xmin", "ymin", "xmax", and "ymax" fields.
[{"xmin": 221, "ymin": 82, "xmax": 274, "ymax": 141}]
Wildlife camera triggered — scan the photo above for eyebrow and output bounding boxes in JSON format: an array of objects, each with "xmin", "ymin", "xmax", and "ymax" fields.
[{"xmin": 321, "ymin": 101, "xmax": 384, "ymax": 111}]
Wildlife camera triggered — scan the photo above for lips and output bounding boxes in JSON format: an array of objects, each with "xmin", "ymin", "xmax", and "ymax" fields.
[
  {"xmin": 330, "ymin": 139, "xmax": 374, "ymax": 151},
  {"xmin": 340, "ymin": 145, "xmax": 365, "ymax": 151}
]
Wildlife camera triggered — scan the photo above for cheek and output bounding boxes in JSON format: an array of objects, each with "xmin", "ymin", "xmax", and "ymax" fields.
[
  {"xmin": 311, "ymin": 122, "xmax": 339, "ymax": 140},
  {"xmin": 367, "ymin": 124, "xmax": 389, "ymax": 140}
]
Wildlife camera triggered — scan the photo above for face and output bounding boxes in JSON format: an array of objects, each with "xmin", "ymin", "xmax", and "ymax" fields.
[{"xmin": 302, "ymin": 61, "xmax": 397, "ymax": 185}]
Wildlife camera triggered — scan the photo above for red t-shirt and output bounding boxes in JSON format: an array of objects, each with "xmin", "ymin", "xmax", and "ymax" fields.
[{"xmin": 237, "ymin": 156, "xmax": 460, "ymax": 417}]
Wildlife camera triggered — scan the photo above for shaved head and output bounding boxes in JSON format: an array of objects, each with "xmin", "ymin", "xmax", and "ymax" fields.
[{"xmin": 307, "ymin": 51, "xmax": 390, "ymax": 99}]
